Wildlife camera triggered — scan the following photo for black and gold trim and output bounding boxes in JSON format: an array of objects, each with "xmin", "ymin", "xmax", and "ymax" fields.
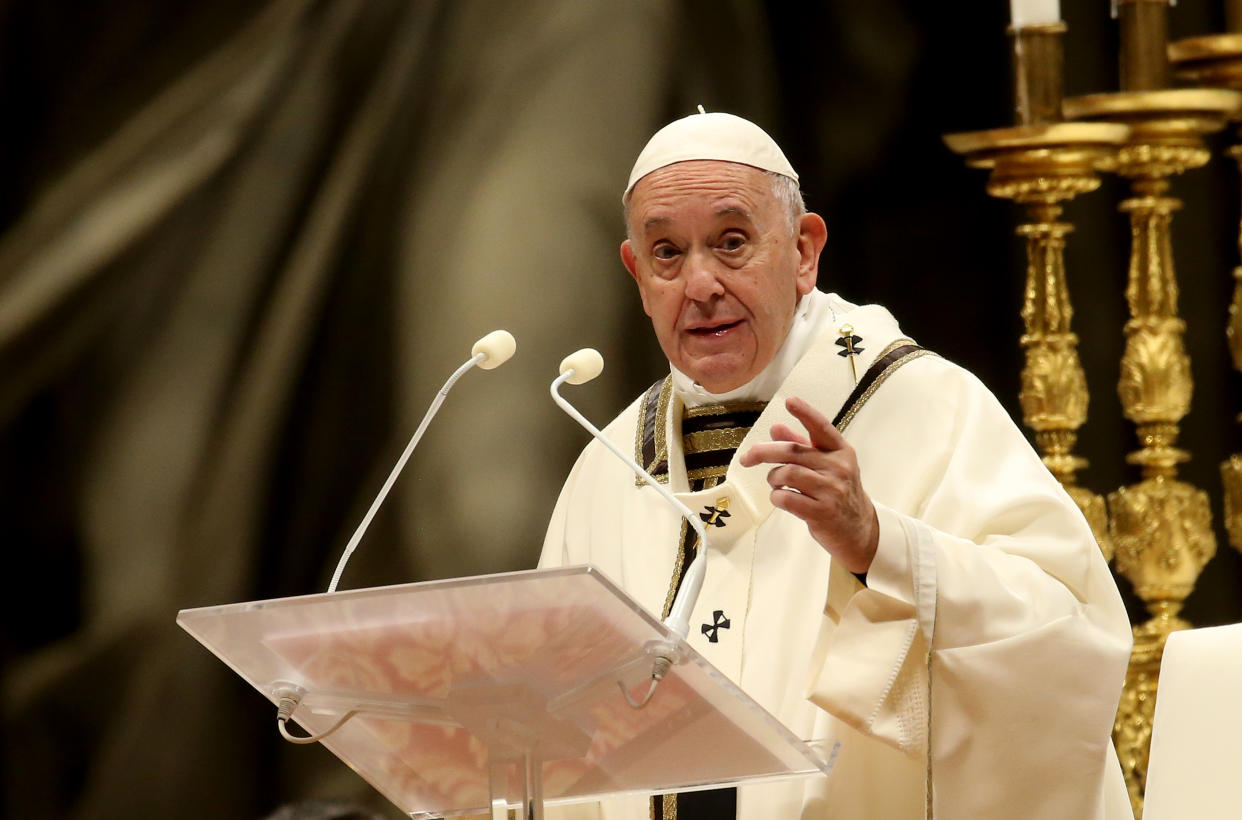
[
  {"xmin": 683, "ymin": 402, "xmax": 767, "ymax": 421},
  {"xmin": 659, "ymin": 401, "xmax": 766, "ymax": 618},
  {"xmin": 833, "ymin": 339, "xmax": 935, "ymax": 433},
  {"xmin": 634, "ymin": 376, "xmax": 673, "ymax": 486},
  {"xmin": 653, "ymin": 793, "xmax": 678, "ymax": 820},
  {"xmin": 660, "ymin": 516, "xmax": 694, "ymax": 621},
  {"xmin": 682, "ymin": 403, "xmax": 766, "ymax": 484},
  {"xmin": 660, "ymin": 483, "xmax": 725, "ymax": 620},
  {"xmin": 651, "ymin": 788, "xmax": 737, "ymax": 819}
]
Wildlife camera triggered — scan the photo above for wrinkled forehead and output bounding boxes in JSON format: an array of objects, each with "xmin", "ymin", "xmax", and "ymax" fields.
[{"xmin": 626, "ymin": 160, "xmax": 776, "ymax": 232}]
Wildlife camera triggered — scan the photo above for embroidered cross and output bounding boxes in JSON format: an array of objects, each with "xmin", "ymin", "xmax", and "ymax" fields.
[
  {"xmin": 702, "ymin": 610, "xmax": 730, "ymax": 643},
  {"xmin": 836, "ymin": 324, "xmax": 864, "ymax": 384},
  {"xmin": 699, "ymin": 496, "xmax": 731, "ymax": 528}
]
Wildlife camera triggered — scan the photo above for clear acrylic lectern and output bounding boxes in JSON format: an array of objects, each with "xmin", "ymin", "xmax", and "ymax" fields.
[{"xmin": 178, "ymin": 566, "xmax": 832, "ymax": 818}]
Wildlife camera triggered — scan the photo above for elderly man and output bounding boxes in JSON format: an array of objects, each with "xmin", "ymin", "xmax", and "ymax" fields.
[{"xmin": 539, "ymin": 112, "xmax": 1132, "ymax": 819}]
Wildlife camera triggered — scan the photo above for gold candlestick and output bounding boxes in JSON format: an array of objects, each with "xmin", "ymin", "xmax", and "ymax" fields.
[
  {"xmin": 1064, "ymin": 84, "xmax": 1240, "ymax": 815},
  {"xmin": 1170, "ymin": 33, "xmax": 1242, "ymax": 557},
  {"xmin": 1012, "ymin": 23, "xmax": 1067, "ymax": 124},
  {"xmin": 946, "ymin": 124, "xmax": 1126, "ymax": 558},
  {"xmin": 947, "ymin": 18, "xmax": 1121, "ymax": 559},
  {"xmin": 1119, "ymin": 0, "xmax": 1172, "ymax": 91}
]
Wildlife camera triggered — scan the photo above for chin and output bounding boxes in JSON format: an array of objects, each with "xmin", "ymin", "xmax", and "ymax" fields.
[
  {"xmin": 687, "ymin": 367, "xmax": 753, "ymax": 394},
  {"xmin": 674, "ymin": 344, "xmax": 760, "ymax": 392}
]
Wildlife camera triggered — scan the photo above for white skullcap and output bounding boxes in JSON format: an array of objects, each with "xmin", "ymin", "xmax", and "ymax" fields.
[{"xmin": 624, "ymin": 110, "xmax": 798, "ymax": 200}]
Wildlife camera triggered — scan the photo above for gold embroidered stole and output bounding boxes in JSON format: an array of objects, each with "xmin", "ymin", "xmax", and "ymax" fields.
[
  {"xmin": 660, "ymin": 401, "xmax": 766, "ymax": 619},
  {"xmin": 652, "ymin": 401, "xmax": 764, "ymax": 820}
]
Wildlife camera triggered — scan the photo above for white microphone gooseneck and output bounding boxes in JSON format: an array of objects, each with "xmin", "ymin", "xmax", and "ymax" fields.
[
  {"xmin": 326, "ymin": 330, "xmax": 517, "ymax": 593},
  {"xmin": 550, "ymin": 349, "xmax": 708, "ymax": 642}
]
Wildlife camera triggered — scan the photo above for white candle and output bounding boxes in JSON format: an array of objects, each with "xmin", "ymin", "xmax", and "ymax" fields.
[{"xmin": 1010, "ymin": 0, "xmax": 1061, "ymax": 27}]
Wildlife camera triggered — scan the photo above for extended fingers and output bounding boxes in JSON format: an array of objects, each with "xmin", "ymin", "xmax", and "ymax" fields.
[
  {"xmin": 740, "ymin": 440, "xmax": 820, "ymax": 468},
  {"xmin": 739, "ymin": 398, "xmax": 852, "ymax": 468},
  {"xmin": 765, "ymin": 463, "xmax": 839, "ymax": 499},
  {"xmin": 769, "ymin": 422, "xmax": 811, "ymax": 446},
  {"xmin": 769, "ymin": 485, "xmax": 821, "ymax": 520},
  {"xmin": 785, "ymin": 396, "xmax": 847, "ymax": 452},
  {"xmin": 739, "ymin": 424, "xmax": 808, "ymax": 467},
  {"xmin": 742, "ymin": 442, "xmax": 857, "ymax": 485}
]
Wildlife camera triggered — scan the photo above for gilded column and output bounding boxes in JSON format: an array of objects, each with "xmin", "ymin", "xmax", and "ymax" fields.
[
  {"xmin": 942, "ymin": 132, "xmax": 1123, "ymax": 555},
  {"xmin": 1108, "ymin": 146, "xmax": 1216, "ymax": 615},
  {"xmin": 1168, "ymin": 33, "xmax": 1242, "ymax": 555},
  {"xmin": 1107, "ymin": 156, "xmax": 1217, "ymax": 812},
  {"xmin": 1065, "ymin": 3, "xmax": 1241, "ymax": 808},
  {"xmin": 944, "ymin": 18, "xmax": 1121, "ymax": 557},
  {"xmin": 1006, "ymin": 185, "xmax": 1113, "ymax": 555},
  {"xmin": 1065, "ymin": 88, "xmax": 1237, "ymax": 814},
  {"xmin": 1222, "ymin": 141, "xmax": 1242, "ymax": 552}
]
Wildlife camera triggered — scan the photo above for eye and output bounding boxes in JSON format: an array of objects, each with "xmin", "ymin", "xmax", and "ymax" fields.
[
  {"xmin": 719, "ymin": 232, "xmax": 746, "ymax": 252},
  {"xmin": 652, "ymin": 242, "xmax": 680, "ymax": 261}
]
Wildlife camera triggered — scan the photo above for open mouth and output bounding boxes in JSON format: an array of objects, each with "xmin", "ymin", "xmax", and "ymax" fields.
[{"xmin": 687, "ymin": 320, "xmax": 742, "ymax": 337}]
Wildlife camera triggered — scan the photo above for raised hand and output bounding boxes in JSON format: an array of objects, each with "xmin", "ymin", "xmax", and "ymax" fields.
[{"xmin": 738, "ymin": 396, "xmax": 879, "ymax": 574}]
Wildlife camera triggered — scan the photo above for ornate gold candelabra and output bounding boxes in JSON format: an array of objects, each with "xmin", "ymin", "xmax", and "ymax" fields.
[
  {"xmin": 945, "ymin": 125, "xmax": 1123, "ymax": 554},
  {"xmin": 1062, "ymin": 2, "xmax": 1240, "ymax": 811},
  {"xmin": 945, "ymin": 23, "xmax": 1121, "ymax": 557},
  {"xmin": 1169, "ymin": 29, "xmax": 1242, "ymax": 556}
]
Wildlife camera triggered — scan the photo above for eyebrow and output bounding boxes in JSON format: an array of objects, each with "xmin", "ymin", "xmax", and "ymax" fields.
[
  {"xmin": 642, "ymin": 206, "xmax": 753, "ymax": 233},
  {"xmin": 715, "ymin": 206, "xmax": 752, "ymax": 220}
]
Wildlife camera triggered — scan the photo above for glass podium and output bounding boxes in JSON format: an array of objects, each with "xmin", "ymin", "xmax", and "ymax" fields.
[{"xmin": 178, "ymin": 566, "xmax": 832, "ymax": 818}]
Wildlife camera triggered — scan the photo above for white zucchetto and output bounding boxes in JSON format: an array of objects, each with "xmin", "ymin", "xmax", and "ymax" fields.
[{"xmin": 624, "ymin": 110, "xmax": 798, "ymax": 200}]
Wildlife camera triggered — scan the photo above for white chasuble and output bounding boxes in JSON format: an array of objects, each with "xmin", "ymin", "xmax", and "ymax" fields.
[{"xmin": 539, "ymin": 293, "xmax": 1133, "ymax": 820}]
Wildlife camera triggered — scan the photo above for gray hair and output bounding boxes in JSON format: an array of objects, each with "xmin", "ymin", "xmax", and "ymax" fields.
[
  {"xmin": 768, "ymin": 171, "xmax": 807, "ymax": 232},
  {"xmin": 624, "ymin": 169, "xmax": 806, "ymax": 241}
]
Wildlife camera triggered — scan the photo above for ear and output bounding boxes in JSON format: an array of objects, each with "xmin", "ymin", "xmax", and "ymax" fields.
[
  {"xmin": 620, "ymin": 239, "xmax": 639, "ymax": 280},
  {"xmin": 795, "ymin": 213, "xmax": 828, "ymax": 297},
  {"xmin": 620, "ymin": 239, "xmax": 653, "ymax": 316}
]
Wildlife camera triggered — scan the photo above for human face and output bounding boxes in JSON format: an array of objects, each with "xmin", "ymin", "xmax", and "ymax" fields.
[{"xmin": 621, "ymin": 160, "xmax": 824, "ymax": 393}]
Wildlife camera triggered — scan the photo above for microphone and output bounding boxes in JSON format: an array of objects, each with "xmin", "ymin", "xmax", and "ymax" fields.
[
  {"xmin": 558, "ymin": 348, "xmax": 604, "ymax": 384},
  {"xmin": 472, "ymin": 329, "xmax": 517, "ymax": 369},
  {"xmin": 550, "ymin": 349, "xmax": 708, "ymax": 643},
  {"xmin": 326, "ymin": 330, "xmax": 517, "ymax": 593}
]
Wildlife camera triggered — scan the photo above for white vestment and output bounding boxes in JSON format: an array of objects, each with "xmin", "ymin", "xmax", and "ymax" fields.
[{"xmin": 539, "ymin": 291, "xmax": 1133, "ymax": 819}]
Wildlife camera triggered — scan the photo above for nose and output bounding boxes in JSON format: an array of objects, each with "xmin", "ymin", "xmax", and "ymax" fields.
[{"xmin": 683, "ymin": 250, "xmax": 725, "ymax": 302}]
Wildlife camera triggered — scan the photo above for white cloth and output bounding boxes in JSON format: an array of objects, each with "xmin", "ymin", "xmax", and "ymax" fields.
[
  {"xmin": 539, "ymin": 292, "xmax": 1133, "ymax": 819},
  {"xmin": 1142, "ymin": 623, "xmax": 1242, "ymax": 820}
]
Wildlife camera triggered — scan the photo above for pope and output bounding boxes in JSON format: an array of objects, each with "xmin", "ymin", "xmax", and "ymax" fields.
[{"xmin": 541, "ymin": 111, "xmax": 1133, "ymax": 819}]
